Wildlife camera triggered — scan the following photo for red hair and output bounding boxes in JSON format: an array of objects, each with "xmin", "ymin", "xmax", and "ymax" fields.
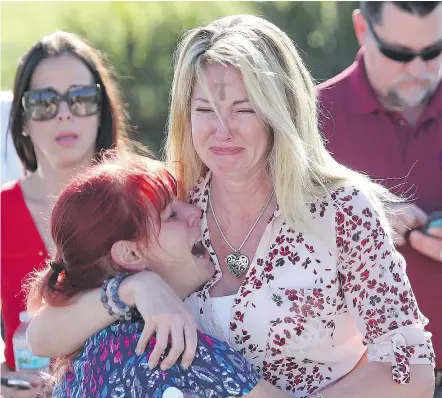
[
  {"xmin": 25, "ymin": 150, "xmax": 176, "ymax": 386},
  {"xmin": 27, "ymin": 150, "xmax": 177, "ymax": 313}
]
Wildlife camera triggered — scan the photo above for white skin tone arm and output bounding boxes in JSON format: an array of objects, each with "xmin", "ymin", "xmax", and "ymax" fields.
[
  {"xmin": 245, "ymin": 353, "xmax": 434, "ymax": 398},
  {"xmin": 243, "ymin": 379, "xmax": 292, "ymax": 397},
  {"xmin": 306, "ymin": 362, "xmax": 434, "ymax": 398},
  {"xmin": 27, "ymin": 288, "xmax": 111, "ymax": 358},
  {"xmin": 241, "ymin": 363, "xmax": 434, "ymax": 397},
  {"xmin": 27, "ymin": 271, "xmax": 198, "ymax": 369}
]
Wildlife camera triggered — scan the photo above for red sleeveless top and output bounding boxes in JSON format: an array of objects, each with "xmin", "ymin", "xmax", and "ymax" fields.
[{"xmin": 1, "ymin": 180, "xmax": 48, "ymax": 369}]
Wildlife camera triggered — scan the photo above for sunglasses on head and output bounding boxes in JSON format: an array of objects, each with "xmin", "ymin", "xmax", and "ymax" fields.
[
  {"xmin": 22, "ymin": 84, "xmax": 102, "ymax": 121},
  {"xmin": 367, "ymin": 20, "xmax": 442, "ymax": 63}
]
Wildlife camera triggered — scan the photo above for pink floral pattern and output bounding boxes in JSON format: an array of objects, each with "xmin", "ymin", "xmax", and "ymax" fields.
[{"xmin": 184, "ymin": 173, "xmax": 435, "ymax": 397}]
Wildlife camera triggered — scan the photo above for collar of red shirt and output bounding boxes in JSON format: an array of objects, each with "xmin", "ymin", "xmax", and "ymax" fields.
[{"xmin": 347, "ymin": 47, "xmax": 442, "ymax": 121}]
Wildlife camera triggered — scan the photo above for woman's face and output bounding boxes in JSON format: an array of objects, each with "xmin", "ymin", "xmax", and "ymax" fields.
[
  {"xmin": 143, "ymin": 197, "xmax": 215, "ymax": 290},
  {"xmin": 24, "ymin": 54, "xmax": 100, "ymax": 170},
  {"xmin": 190, "ymin": 64, "xmax": 271, "ymax": 183}
]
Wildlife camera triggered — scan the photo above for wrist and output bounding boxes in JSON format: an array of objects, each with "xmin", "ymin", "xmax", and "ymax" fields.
[
  {"xmin": 116, "ymin": 276, "xmax": 135, "ymax": 308},
  {"xmin": 118, "ymin": 271, "xmax": 157, "ymax": 308}
]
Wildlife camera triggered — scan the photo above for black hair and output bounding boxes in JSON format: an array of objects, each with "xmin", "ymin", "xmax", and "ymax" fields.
[{"xmin": 360, "ymin": 1, "xmax": 440, "ymax": 25}]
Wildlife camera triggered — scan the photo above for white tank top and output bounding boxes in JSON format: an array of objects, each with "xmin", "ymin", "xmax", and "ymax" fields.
[{"xmin": 210, "ymin": 295, "xmax": 236, "ymax": 340}]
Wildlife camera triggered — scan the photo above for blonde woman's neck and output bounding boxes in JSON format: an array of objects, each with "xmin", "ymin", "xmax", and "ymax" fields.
[{"xmin": 210, "ymin": 169, "xmax": 274, "ymax": 223}]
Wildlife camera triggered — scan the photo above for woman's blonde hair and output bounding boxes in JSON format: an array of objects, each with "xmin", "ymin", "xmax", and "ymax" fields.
[{"xmin": 165, "ymin": 14, "xmax": 398, "ymax": 231}]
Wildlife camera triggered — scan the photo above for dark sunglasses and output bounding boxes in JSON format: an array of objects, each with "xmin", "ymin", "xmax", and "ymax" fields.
[
  {"xmin": 22, "ymin": 84, "xmax": 102, "ymax": 121},
  {"xmin": 367, "ymin": 20, "xmax": 442, "ymax": 63}
]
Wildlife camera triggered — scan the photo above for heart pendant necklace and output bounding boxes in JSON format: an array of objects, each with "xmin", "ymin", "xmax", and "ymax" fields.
[{"xmin": 208, "ymin": 181, "xmax": 274, "ymax": 278}]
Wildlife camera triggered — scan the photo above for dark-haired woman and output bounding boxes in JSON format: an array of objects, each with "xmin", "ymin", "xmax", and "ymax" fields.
[{"xmin": 1, "ymin": 30, "xmax": 129, "ymax": 396}]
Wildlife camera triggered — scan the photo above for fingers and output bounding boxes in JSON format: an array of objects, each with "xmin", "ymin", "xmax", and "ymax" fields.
[
  {"xmin": 0, "ymin": 385, "xmax": 41, "ymax": 398},
  {"xmin": 389, "ymin": 211, "xmax": 412, "ymax": 242},
  {"xmin": 409, "ymin": 205, "xmax": 428, "ymax": 226},
  {"xmin": 136, "ymin": 315, "xmax": 198, "ymax": 371},
  {"xmin": 13, "ymin": 373, "xmax": 41, "ymax": 388},
  {"xmin": 0, "ymin": 370, "xmax": 43, "ymax": 398},
  {"xmin": 391, "ymin": 229, "xmax": 407, "ymax": 247},
  {"xmin": 409, "ymin": 230, "xmax": 442, "ymax": 262},
  {"xmin": 148, "ymin": 323, "xmax": 169, "ymax": 369},
  {"xmin": 15, "ymin": 388, "xmax": 40, "ymax": 398},
  {"xmin": 389, "ymin": 204, "xmax": 428, "ymax": 246},
  {"xmin": 136, "ymin": 320, "xmax": 156, "ymax": 355},
  {"xmin": 181, "ymin": 319, "xmax": 198, "ymax": 369},
  {"xmin": 428, "ymin": 227, "xmax": 442, "ymax": 239},
  {"xmin": 160, "ymin": 320, "xmax": 185, "ymax": 370}
]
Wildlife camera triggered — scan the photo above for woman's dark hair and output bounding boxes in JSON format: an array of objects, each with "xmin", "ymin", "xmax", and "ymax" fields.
[{"xmin": 8, "ymin": 31, "xmax": 129, "ymax": 172}]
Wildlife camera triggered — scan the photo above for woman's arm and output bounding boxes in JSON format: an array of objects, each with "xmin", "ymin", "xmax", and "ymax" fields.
[
  {"xmin": 246, "ymin": 380, "xmax": 293, "ymax": 397},
  {"xmin": 27, "ymin": 271, "xmax": 197, "ymax": 367},
  {"xmin": 330, "ymin": 189, "xmax": 436, "ymax": 397},
  {"xmin": 308, "ymin": 363, "xmax": 434, "ymax": 398},
  {"xmin": 27, "ymin": 288, "xmax": 118, "ymax": 357}
]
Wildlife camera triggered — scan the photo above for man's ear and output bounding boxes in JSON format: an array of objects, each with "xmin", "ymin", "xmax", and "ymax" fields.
[
  {"xmin": 111, "ymin": 240, "xmax": 146, "ymax": 272},
  {"xmin": 353, "ymin": 9, "xmax": 369, "ymax": 48}
]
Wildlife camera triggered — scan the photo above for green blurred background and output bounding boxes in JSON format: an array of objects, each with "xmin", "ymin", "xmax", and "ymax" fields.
[{"xmin": 1, "ymin": 1, "xmax": 359, "ymax": 155}]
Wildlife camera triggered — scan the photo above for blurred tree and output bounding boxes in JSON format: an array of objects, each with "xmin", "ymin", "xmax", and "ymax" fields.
[
  {"xmin": 258, "ymin": 1, "xmax": 359, "ymax": 82},
  {"xmin": 61, "ymin": 2, "xmax": 359, "ymax": 154},
  {"xmin": 64, "ymin": 2, "xmax": 260, "ymax": 153}
]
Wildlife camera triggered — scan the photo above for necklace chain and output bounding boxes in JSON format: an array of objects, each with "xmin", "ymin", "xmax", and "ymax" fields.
[{"xmin": 208, "ymin": 181, "xmax": 274, "ymax": 253}]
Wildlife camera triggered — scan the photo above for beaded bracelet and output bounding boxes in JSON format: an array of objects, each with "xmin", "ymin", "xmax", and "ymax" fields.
[
  {"xmin": 106, "ymin": 278, "xmax": 126, "ymax": 317},
  {"xmin": 101, "ymin": 272, "xmax": 136, "ymax": 321}
]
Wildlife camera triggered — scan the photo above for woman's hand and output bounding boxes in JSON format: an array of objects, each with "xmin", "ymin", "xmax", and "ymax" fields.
[
  {"xmin": 121, "ymin": 272, "xmax": 198, "ymax": 370},
  {"xmin": 0, "ymin": 362, "xmax": 43, "ymax": 398}
]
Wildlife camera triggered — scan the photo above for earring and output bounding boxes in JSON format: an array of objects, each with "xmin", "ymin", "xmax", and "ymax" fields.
[{"xmin": 22, "ymin": 131, "xmax": 28, "ymax": 137}]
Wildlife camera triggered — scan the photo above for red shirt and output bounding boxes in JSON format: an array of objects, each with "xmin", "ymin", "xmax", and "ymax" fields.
[
  {"xmin": 1, "ymin": 180, "xmax": 48, "ymax": 369},
  {"xmin": 317, "ymin": 49, "xmax": 442, "ymax": 368}
]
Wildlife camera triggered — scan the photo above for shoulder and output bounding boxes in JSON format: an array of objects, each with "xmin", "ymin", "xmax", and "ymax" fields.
[
  {"xmin": 316, "ymin": 64, "xmax": 354, "ymax": 105},
  {"xmin": 316, "ymin": 66, "xmax": 356, "ymax": 141},
  {"xmin": 331, "ymin": 185, "xmax": 375, "ymax": 210},
  {"xmin": 1, "ymin": 179, "xmax": 24, "ymax": 215},
  {"xmin": 188, "ymin": 172, "xmax": 210, "ymax": 207},
  {"xmin": 330, "ymin": 185, "xmax": 389, "ymax": 250},
  {"xmin": 1, "ymin": 179, "xmax": 20, "ymax": 199},
  {"xmin": 309, "ymin": 185, "xmax": 381, "ymax": 231}
]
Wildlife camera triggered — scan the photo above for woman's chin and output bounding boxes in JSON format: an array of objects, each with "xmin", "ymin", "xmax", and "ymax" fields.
[{"xmin": 194, "ymin": 255, "xmax": 216, "ymax": 282}]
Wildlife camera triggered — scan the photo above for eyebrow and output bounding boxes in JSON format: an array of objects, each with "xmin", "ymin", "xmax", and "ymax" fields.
[
  {"xmin": 192, "ymin": 98, "xmax": 251, "ymax": 105},
  {"xmin": 384, "ymin": 38, "xmax": 442, "ymax": 52},
  {"xmin": 369, "ymin": 20, "xmax": 442, "ymax": 51}
]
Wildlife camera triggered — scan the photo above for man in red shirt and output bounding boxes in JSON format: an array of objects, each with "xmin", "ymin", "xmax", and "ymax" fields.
[{"xmin": 318, "ymin": 2, "xmax": 442, "ymax": 396}]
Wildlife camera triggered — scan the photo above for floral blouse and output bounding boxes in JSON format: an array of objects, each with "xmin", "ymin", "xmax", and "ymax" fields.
[{"xmin": 185, "ymin": 172, "xmax": 435, "ymax": 398}]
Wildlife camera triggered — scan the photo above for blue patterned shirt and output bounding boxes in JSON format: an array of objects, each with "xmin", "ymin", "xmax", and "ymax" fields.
[{"xmin": 53, "ymin": 321, "xmax": 261, "ymax": 398}]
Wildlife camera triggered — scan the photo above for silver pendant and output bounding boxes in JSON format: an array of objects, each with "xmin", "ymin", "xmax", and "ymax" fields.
[{"xmin": 225, "ymin": 251, "xmax": 249, "ymax": 278}]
